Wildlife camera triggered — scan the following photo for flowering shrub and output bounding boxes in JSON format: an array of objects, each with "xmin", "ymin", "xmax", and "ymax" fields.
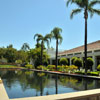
[
  {"xmin": 47, "ymin": 65, "xmax": 56, "ymax": 71},
  {"xmin": 25, "ymin": 64, "xmax": 34, "ymax": 69},
  {"xmin": 69, "ymin": 65, "xmax": 78, "ymax": 73},
  {"xmin": 37, "ymin": 65, "xmax": 44, "ymax": 70}
]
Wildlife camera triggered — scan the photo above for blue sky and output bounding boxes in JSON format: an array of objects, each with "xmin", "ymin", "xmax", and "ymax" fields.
[{"xmin": 0, "ymin": 0, "xmax": 100, "ymax": 50}]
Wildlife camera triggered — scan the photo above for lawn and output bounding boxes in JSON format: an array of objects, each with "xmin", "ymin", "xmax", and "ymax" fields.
[{"xmin": 0, "ymin": 65, "xmax": 23, "ymax": 68}]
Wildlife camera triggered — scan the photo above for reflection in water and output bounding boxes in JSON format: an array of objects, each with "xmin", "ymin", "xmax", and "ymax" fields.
[
  {"xmin": 0, "ymin": 70, "xmax": 100, "ymax": 99},
  {"xmin": 55, "ymin": 74, "xmax": 58, "ymax": 94}
]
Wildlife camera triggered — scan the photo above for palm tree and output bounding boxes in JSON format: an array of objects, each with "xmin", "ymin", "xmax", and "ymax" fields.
[
  {"xmin": 34, "ymin": 34, "xmax": 41, "ymax": 48},
  {"xmin": 21, "ymin": 43, "xmax": 30, "ymax": 52},
  {"xmin": 67, "ymin": 0, "xmax": 100, "ymax": 74},
  {"xmin": 51, "ymin": 27, "xmax": 63, "ymax": 70},
  {"xmin": 34, "ymin": 33, "xmax": 52, "ymax": 65}
]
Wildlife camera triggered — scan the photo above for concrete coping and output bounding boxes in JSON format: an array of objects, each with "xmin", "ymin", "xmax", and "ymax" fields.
[
  {"xmin": 0, "ymin": 77, "xmax": 9, "ymax": 100},
  {"xmin": 11, "ymin": 89, "xmax": 100, "ymax": 100}
]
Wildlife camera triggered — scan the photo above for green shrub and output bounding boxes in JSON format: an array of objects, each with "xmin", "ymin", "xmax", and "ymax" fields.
[
  {"xmin": 37, "ymin": 65, "xmax": 43, "ymax": 70},
  {"xmin": 88, "ymin": 72, "xmax": 99, "ymax": 76},
  {"xmin": 74, "ymin": 58, "xmax": 83, "ymax": 70},
  {"xmin": 25, "ymin": 64, "xmax": 34, "ymax": 69},
  {"xmin": 62, "ymin": 65, "xmax": 70, "ymax": 72},
  {"xmin": 37, "ymin": 65, "xmax": 47, "ymax": 70},
  {"xmin": 87, "ymin": 57, "xmax": 94, "ymax": 71},
  {"xmin": 15, "ymin": 60, "xmax": 22, "ymax": 64},
  {"xmin": 71, "ymin": 57, "xmax": 77, "ymax": 65},
  {"xmin": 75, "ymin": 71, "xmax": 85, "ymax": 75},
  {"xmin": 75, "ymin": 71, "xmax": 99, "ymax": 76},
  {"xmin": 47, "ymin": 65, "xmax": 56, "ymax": 71},
  {"xmin": 69, "ymin": 65, "xmax": 78, "ymax": 72},
  {"xmin": 59, "ymin": 57, "xmax": 68, "ymax": 65},
  {"xmin": 97, "ymin": 64, "xmax": 100, "ymax": 71}
]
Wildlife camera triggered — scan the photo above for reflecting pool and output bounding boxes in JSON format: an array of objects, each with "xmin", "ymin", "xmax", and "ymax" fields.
[{"xmin": 0, "ymin": 70, "xmax": 100, "ymax": 99}]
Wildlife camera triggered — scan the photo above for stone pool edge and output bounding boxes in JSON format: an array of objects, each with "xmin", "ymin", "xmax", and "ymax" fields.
[
  {"xmin": 31, "ymin": 69, "xmax": 100, "ymax": 80},
  {"xmin": 10, "ymin": 89, "xmax": 100, "ymax": 100},
  {"xmin": 0, "ymin": 77, "xmax": 9, "ymax": 100}
]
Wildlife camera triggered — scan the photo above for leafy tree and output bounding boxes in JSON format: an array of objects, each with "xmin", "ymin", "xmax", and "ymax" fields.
[
  {"xmin": 51, "ymin": 27, "xmax": 63, "ymax": 70},
  {"xmin": 21, "ymin": 43, "xmax": 30, "ymax": 52},
  {"xmin": 74, "ymin": 58, "xmax": 83, "ymax": 70},
  {"xmin": 71, "ymin": 57, "xmax": 77, "ymax": 65},
  {"xmin": 28, "ymin": 48, "xmax": 49, "ymax": 68},
  {"xmin": 59, "ymin": 57, "xmax": 68, "ymax": 65},
  {"xmin": 4, "ymin": 48, "xmax": 17, "ymax": 63},
  {"xmin": 87, "ymin": 57, "xmax": 94, "ymax": 71},
  {"xmin": 34, "ymin": 33, "xmax": 52, "ymax": 65},
  {"xmin": 67, "ymin": 0, "xmax": 100, "ymax": 74},
  {"xmin": 7, "ymin": 44, "xmax": 13, "ymax": 48},
  {"xmin": 16, "ymin": 50, "xmax": 28, "ymax": 63},
  {"xmin": 0, "ymin": 48, "xmax": 6, "ymax": 59}
]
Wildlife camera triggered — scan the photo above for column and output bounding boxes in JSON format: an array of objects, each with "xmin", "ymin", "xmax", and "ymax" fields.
[
  {"xmin": 70, "ymin": 58, "xmax": 71, "ymax": 65},
  {"xmin": 92, "ymin": 56, "xmax": 97, "ymax": 71},
  {"xmin": 50, "ymin": 59, "xmax": 52, "ymax": 65}
]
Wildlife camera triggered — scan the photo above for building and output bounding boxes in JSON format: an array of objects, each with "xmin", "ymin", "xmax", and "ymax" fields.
[{"xmin": 50, "ymin": 40, "xmax": 100, "ymax": 70}]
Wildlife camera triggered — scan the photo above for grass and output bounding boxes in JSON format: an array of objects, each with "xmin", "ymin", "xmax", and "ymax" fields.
[{"xmin": 0, "ymin": 65, "xmax": 23, "ymax": 68}]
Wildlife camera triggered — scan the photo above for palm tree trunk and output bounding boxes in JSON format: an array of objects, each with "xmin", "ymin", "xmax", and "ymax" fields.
[
  {"xmin": 84, "ymin": 8, "xmax": 88, "ymax": 74},
  {"xmin": 56, "ymin": 39, "xmax": 58, "ymax": 71},
  {"xmin": 41, "ymin": 41, "xmax": 43, "ymax": 65}
]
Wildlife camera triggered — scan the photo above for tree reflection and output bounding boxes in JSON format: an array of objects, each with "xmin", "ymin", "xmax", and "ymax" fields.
[
  {"xmin": 1, "ymin": 70, "xmax": 50, "ymax": 95},
  {"xmin": 0, "ymin": 70, "xmax": 98, "ymax": 97},
  {"xmin": 55, "ymin": 74, "xmax": 58, "ymax": 94}
]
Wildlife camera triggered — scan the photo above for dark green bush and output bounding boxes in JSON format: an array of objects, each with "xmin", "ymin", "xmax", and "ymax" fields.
[
  {"xmin": 74, "ymin": 58, "xmax": 83, "ymax": 70},
  {"xmin": 97, "ymin": 64, "xmax": 100, "ymax": 71},
  {"xmin": 87, "ymin": 57, "xmax": 94, "ymax": 71},
  {"xmin": 59, "ymin": 57, "xmax": 68, "ymax": 65},
  {"xmin": 71, "ymin": 57, "xmax": 77, "ymax": 65}
]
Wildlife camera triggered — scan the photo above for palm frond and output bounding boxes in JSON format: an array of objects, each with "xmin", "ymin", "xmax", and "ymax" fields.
[
  {"xmin": 70, "ymin": 8, "xmax": 82, "ymax": 19},
  {"xmin": 92, "ymin": 8, "xmax": 100, "ymax": 15},
  {"xmin": 89, "ymin": 0, "xmax": 100, "ymax": 7},
  {"xmin": 34, "ymin": 33, "xmax": 43, "ymax": 40},
  {"xmin": 44, "ymin": 33, "xmax": 52, "ymax": 42},
  {"xmin": 66, "ymin": 0, "xmax": 72, "ymax": 6},
  {"xmin": 58, "ymin": 35, "xmax": 63, "ymax": 45}
]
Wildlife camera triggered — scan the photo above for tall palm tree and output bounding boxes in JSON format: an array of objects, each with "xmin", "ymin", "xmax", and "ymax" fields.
[
  {"xmin": 67, "ymin": 0, "xmax": 100, "ymax": 74},
  {"xmin": 34, "ymin": 34, "xmax": 41, "ymax": 48},
  {"xmin": 51, "ymin": 27, "xmax": 63, "ymax": 70},
  {"xmin": 21, "ymin": 43, "xmax": 30, "ymax": 52},
  {"xmin": 34, "ymin": 33, "xmax": 52, "ymax": 65}
]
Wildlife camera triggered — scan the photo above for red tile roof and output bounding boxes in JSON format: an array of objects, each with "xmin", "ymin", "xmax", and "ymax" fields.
[{"xmin": 58, "ymin": 40, "xmax": 100, "ymax": 55}]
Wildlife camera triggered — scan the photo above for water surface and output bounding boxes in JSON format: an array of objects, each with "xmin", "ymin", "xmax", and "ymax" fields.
[{"xmin": 0, "ymin": 70, "xmax": 100, "ymax": 99}]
